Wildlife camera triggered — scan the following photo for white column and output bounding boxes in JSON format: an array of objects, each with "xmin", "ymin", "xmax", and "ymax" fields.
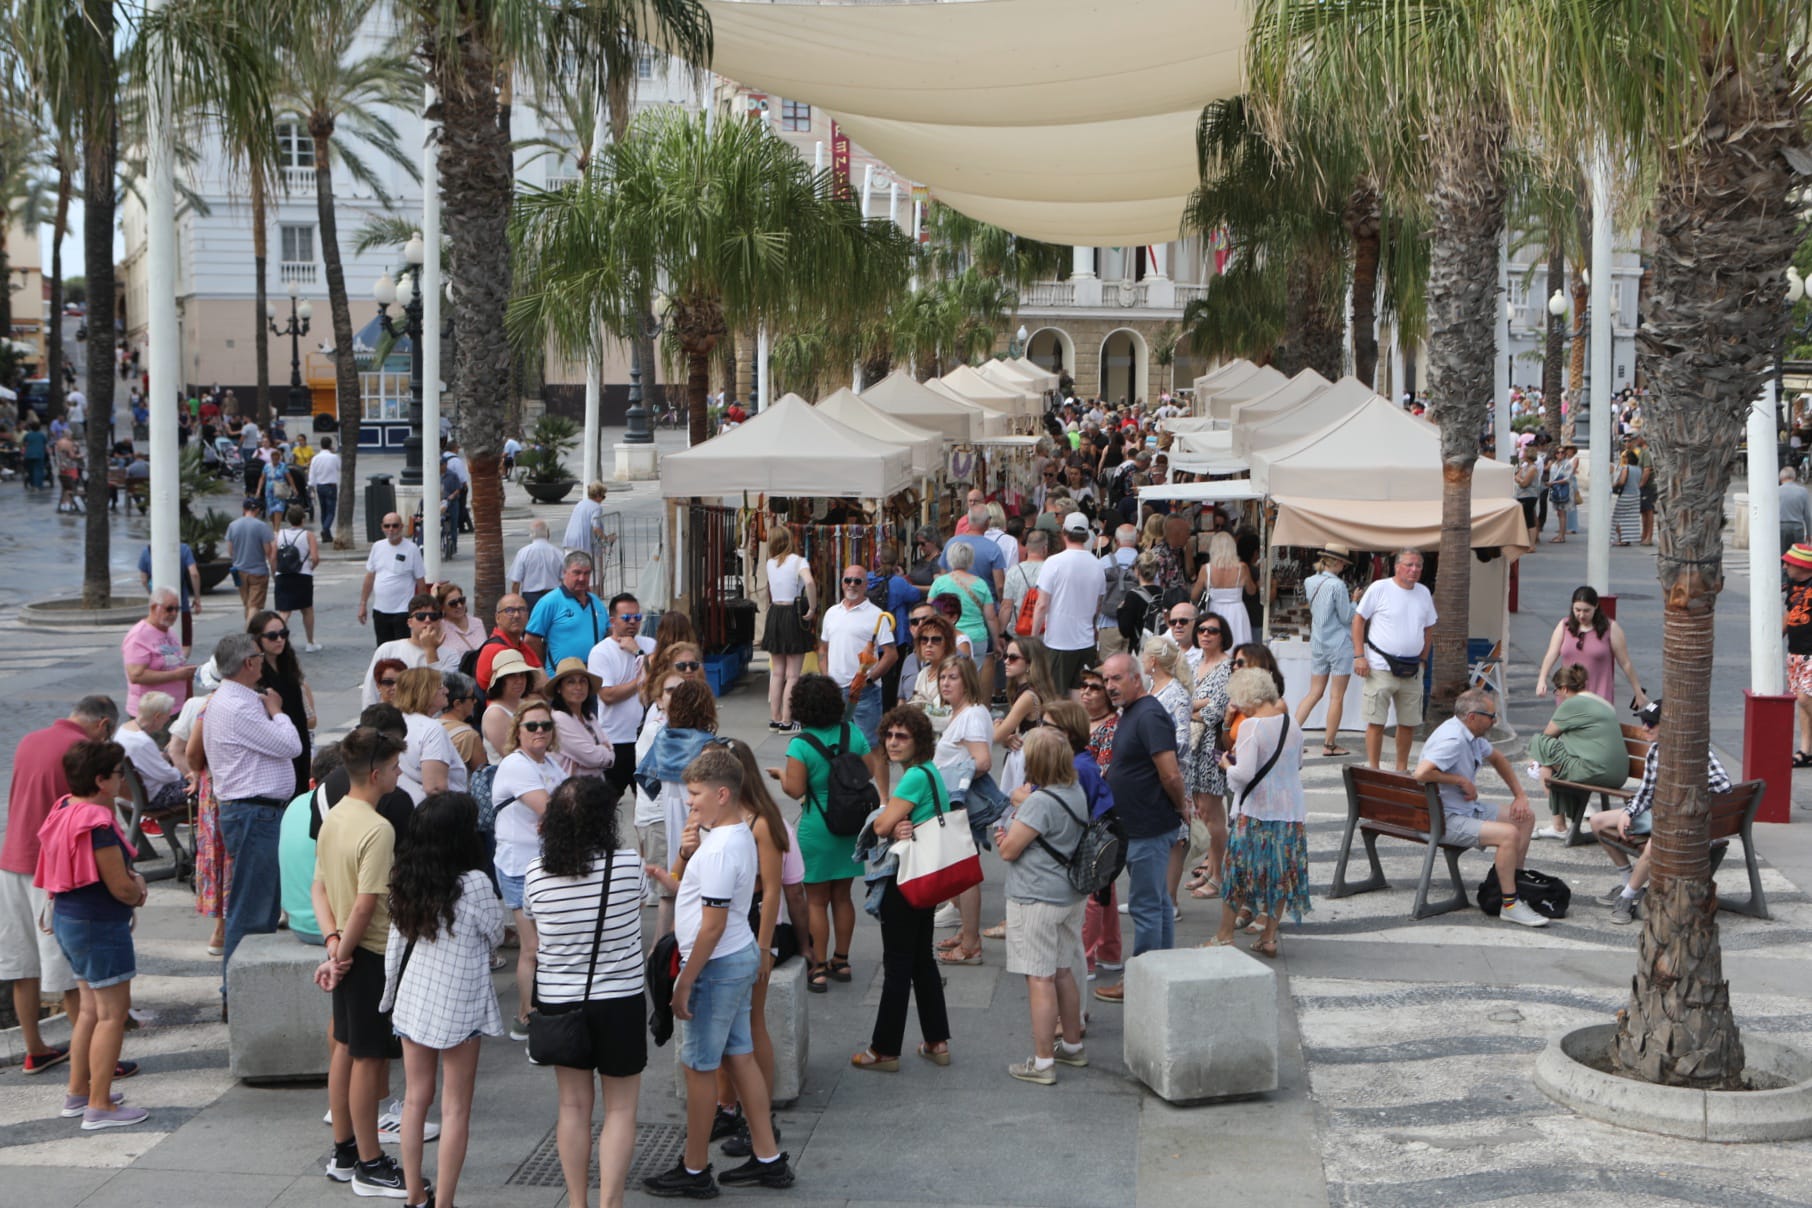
[
  {"xmin": 1750, "ymin": 384, "xmax": 1785, "ymax": 695},
  {"xmin": 1149, "ymin": 242, "xmax": 1168, "ymax": 280},
  {"xmin": 813, "ymin": 141, "xmax": 824, "ymax": 173},
  {"xmin": 579, "ymin": 122, "xmax": 605, "ymax": 491},
  {"xmin": 860, "ymin": 164, "xmax": 874, "ymax": 222},
  {"xmin": 888, "ymin": 181, "xmax": 899, "ymax": 231},
  {"xmin": 421, "ymin": 88, "xmax": 445, "ymax": 581},
  {"xmin": 1071, "ymin": 245, "xmax": 1095, "ymax": 279},
  {"xmin": 1494, "ymin": 230, "xmax": 1512, "ymax": 459},
  {"xmin": 757, "ymin": 324, "xmax": 770, "ymax": 410},
  {"xmin": 146, "ymin": 0, "xmax": 180, "ymax": 595},
  {"xmin": 1586, "ymin": 154, "xmax": 1614, "ymax": 595}
]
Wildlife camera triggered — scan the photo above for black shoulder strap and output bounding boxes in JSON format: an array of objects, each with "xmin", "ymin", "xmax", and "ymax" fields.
[
  {"xmin": 1031, "ymin": 788, "xmax": 1090, "ymax": 866},
  {"xmin": 1237, "ymin": 715, "xmax": 1291, "ymax": 808},
  {"xmin": 579, "ymin": 849, "xmax": 615, "ymax": 1000}
]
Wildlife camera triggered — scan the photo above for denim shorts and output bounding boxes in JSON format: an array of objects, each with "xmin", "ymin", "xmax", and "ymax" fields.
[
  {"xmin": 678, "ymin": 944, "xmax": 759, "ymax": 1073},
  {"xmin": 51, "ymin": 913, "xmax": 137, "ymax": 989},
  {"xmin": 496, "ymin": 868, "xmax": 526, "ymax": 912},
  {"xmin": 845, "ymin": 682, "xmax": 883, "ymax": 749}
]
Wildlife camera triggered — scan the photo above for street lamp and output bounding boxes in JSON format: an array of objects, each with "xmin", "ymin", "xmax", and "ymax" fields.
[
  {"xmin": 622, "ymin": 295, "xmax": 664, "ymax": 445},
  {"xmin": 1547, "ymin": 289, "xmax": 1568, "ymax": 318},
  {"xmin": 373, "ymin": 232, "xmax": 428, "ymax": 484},
  {"xmin": 268, "ymin": 280, "xmax": 313, "ymax": 419},
  {"xmin": 1774, "ymin": 266, "xmax": 1811, "ymax": 437},
  {"xmin": 1010, "ymin": 323, "xmax": 1028, "ymax": 358}
]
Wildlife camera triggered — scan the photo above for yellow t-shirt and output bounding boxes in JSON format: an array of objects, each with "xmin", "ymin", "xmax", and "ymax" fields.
[
  {"xmin": 292, "ymin": 445, "xmax": 315, "ymax": 468},
  {"xmin": 316, "ymin": 796, "xmax": 396, "ymax": 956}
]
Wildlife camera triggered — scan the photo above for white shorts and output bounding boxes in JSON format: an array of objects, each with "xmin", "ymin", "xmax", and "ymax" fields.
[
  {"xmin": 1004, "ymin": 898, "xmax": 1087, "ymax": 978},
  {"xmin": 0, "ymin": 869, "xmax": 77, "ymax": 992}
]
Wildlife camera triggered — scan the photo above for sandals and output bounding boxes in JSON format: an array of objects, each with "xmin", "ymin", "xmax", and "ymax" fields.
[
  {"xmin": 1320, "ymin": 744, "xmax": 1351, "ymax": 757},
  {"xmin": 917, "ymin": 1042, "xmax": 951, "ymax": 1067},
  {"xmin": 936, "ymin": 935, "xmax": 964, "ymax": 951},
  {"xmin": 1199, "ymin": 936, "xmax": 1235, "ymax": 948},
  {"xmin": 1187, "ymin": 881, "xmax": 1220, "ymax": 900},
  {"xmin": 807, "ymin": 963, "xmax": 829, "ymax": 993},
  {"xmin": 938, "ymin": 946, "xmax": 983, "ymax": 966},
  {"xmin": 1794, "ymin": 751, "xmax": 1812, "ymax": 769},
  {"xmin": 1250, "ymin": 937, "xmax": 1279, "ymax": 959},
  {"xmin": 827, "ymin": 954, "xmax": 852, "ymax": 982},
  {"xmin": 851, "ymin": 1047, "xmax": 899, "ymax": 1072},
  {"xmin": 981, "ymin": 923, "xmax": 1006, "ymax": 940}
]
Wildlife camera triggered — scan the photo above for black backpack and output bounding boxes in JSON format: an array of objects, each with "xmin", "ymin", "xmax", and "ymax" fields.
[
  {"xmin": 797, "ymin": 722, "xmax": 881, "ymax": 837},
  {"xmin": 1476, "ymin": 866, "xmax": 1572, "ymax": 919},
  {"xmin": 1030, "ymin": 789, "xmax": 1123, "ymax": 896},
  {"xmin": 274, "ymin": 529, "xmax": 305, "ymax": 575}
]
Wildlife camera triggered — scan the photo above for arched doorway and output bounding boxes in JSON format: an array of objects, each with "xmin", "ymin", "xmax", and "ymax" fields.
[
  {"xmin": 1099, "ymin": 327, "xmax": 1149, "ymax": 405},
  {"xmin": 1026, "ymin": 327, "xmax": 1075, "ymax": 378}
]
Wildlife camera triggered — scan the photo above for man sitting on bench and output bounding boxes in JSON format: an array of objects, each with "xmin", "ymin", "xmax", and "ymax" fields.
[
  {"xmin": 1413, "ymin": 689, "xmax": 1548, "ymax": 927},
  {"xmin": 1589, "ymin": 699, "xmax": 1731, "ymax": 925}
]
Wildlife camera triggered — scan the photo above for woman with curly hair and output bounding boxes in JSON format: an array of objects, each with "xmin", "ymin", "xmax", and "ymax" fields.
[
  {"xmin": 904, "ymin": 611, "xmax": 961, "ymax": 731},
  {"xmin": 525, "ymin": 777, "xmax": 646, "ymax": 1208},
  {"xmin": 637, "ymin": 641, "xmax": 707, "ymax": 712},
  {"xmin": 382, "ymin": 792, "xmax": 503, "ymax": 1208}
]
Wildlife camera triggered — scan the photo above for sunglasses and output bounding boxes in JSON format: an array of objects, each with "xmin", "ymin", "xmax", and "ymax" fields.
[
  {"xmin": 918, "ymin": 634, "xmax": 946, "ymax": 644},
  {"xmin": 500, "ymin": 605, "xmax": 528, "ymax": 615},
  {"xmin": 1197, "ymin": 625, "xmax": 1223, "ymax": 637},
  {"xmin": 842, "ymin": 576, "xmax": 866, "ymax": 585},
  {"xmin": 1004, "ymin": 652, "xmax": 1025, "ymax": 664},
  {"xmin": 1470, "ymin": 710, "xmax": 1498, "ymax": 723},
  {"xmin": 674, "ymin": 660, "xmax": 702, "ymax": 672},
  {"xmin": 377, "ymin": 677, "xmax": 399, "ymax": 688},
  {"xmin": 444, "ymin": 597, "xmax": 466, "ymax": 608},
  {"xmin": 412, "ymin": 610, "xmax": 443, "ymax": 622},
  {"xmin": 521, "ymin": 720, "xmax": 554, "ymax": 733},
  {"xmin": 381, "ymin": 522, "xmax": 402, "ymax": 530},
  {"xmin": 1168, "ymin": 617, "xmax": 1193, "ymax": 627},
  {"xmin": 1079, "ymin": 681, "xmax": 1105, "ymax": 692},
  {"xmin": 616, "ymin": 612, "xmax": 642, "ymax": 623},
  {"xmin": 261, "ymin": 628, "xmax": 289, "ymax": 641},
  {"xmin": 883, "ymin": 730, "xmax": 914, "ymax": 742}
]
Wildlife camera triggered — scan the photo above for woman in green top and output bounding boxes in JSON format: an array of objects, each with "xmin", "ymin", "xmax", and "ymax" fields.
[
  {"xmin": 928, "ymin": 539, "xmax": 998, "ymax": 670},
  {"xmin": 776, "ymin": 674, "xmax": 870, "ymax": 991},
  {"xmin": 852, "ymin": 705, "xmax": 952, "ymax": 1071},
  {"xmin": 1528, "ymin": 664, "xmax": 1629, "ymax": 841}
]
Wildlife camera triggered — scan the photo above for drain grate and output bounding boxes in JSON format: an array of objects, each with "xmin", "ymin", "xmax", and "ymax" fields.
[{"xmin": 507, "ymin": 1121, "xmax": 686, "ymax": 1188}]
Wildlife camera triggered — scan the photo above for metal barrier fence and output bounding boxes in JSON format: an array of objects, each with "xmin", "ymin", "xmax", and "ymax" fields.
[{"xmin": 588, "ymin": 510, "xmax": 664, "ymax": 601}]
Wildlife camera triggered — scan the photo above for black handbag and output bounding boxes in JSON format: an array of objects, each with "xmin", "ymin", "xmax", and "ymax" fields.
[
  {"xmin": 1366, "ymin": 635, "xmax": 1421, "ymax": 679},
  {"xmin": 527, "ymin": 850, "xmax": 614, "ymax": 1068}
]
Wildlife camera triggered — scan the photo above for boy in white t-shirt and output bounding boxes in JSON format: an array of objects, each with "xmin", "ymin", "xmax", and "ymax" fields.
[{"xmin": 643, "ymin": 749, "xmax": 794, "ymax": 1196}]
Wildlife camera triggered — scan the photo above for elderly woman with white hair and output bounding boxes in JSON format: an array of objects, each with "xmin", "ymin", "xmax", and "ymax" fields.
[
  {"xmin": 117, "ymin": 691, "xmax": 187, "ymax": 816},
  {"xmin": 1206, "ymin": 667, "xmax": 1308, "ymax": 958}
]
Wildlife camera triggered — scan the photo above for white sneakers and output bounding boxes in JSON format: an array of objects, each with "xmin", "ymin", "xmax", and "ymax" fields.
[
  {"xmin": 1500, "ymin": 900, "xmax": 1551, "ymax": 928},
  {"xmin": 1532, "ymin": 825, "xmax": 1569, "ymax": 841},
  {"xmin": 933, "ymin": 904, "xmax": 960, "ymax": 929}
]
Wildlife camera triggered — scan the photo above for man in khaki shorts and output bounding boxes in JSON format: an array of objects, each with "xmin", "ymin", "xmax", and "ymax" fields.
[{"xmin": 1351, "ymin": 549, "xmax": 1438, "ymax": 771}]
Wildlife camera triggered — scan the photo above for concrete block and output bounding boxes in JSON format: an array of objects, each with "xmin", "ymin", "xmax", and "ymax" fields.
[
  {"xmin": 614, "ymin": 442, "xmax": 660, "ymax": 482},
  {"xmin": 227, "ymin": 931, "xmax": 330, "ymax": 1083},
  {"xmin": 671, "ymin": 955, "xmax": 809, "ymax": 1107},
  {"xmin": 1122, "ymin": 947, "xmax": 1278, "ymax": 1103}
]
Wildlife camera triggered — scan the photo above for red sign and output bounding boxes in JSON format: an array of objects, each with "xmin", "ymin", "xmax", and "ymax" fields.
[{"xmin": 830, "ymin": 120, "xmax": 851, "ymax": 199}]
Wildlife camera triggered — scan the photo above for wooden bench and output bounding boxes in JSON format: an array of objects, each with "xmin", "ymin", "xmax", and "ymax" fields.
[
  {"xmin": 1598, "ymin": 779, "xmax": 1770, "ymax": 920},
  {"xmin": 1546, "ymin": 724, "xmax": 1651, "ymax": 847},
  {"xmin": 1330, "ymin": 765, "xmax": 1472, "ymax": 919}
]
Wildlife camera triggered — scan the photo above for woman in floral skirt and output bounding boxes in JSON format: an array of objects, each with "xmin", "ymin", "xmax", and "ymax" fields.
[{"xmin": 169, "ymin": 690, "xmax": 229, "ymax": 955}]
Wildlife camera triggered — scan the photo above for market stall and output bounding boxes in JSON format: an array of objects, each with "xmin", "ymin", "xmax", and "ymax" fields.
[
  {"xmin": 815, "ymin": 387, "xmax": 947, "ymax": 478},
  {"xmin": 1228, "ymin": 373, "xmax": 1373, "ymax": 458},
  {"xmin": 862, "ymin": 370, "xmax": 986, "ymax": 442},
  {"xmin": 1190, "ymin": 358, "xmax": 1261, "ymax": 402},
  {"xmin": 925, "ymin": 378, "xmax": 1016, "ymax": 435},
  {"xmin": 1204, "ymin": 364, "xmax": 1289, "ymax": 421},
  {"xmin": 941, "ymin": 363, "xmax": 1038, "ymax": 421},
  {"xmin": 1009, "ymin": 356, "xmax": 1061, "ymax": 392},
  {"xmin": 978, "ymin": 357, "xmax": 1052, "ymax": 405}
]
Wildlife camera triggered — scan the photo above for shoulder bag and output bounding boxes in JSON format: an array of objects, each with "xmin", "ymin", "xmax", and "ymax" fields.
[
  {"xmin": 1233, "ymin": 715, "xmax": 1291, "ymax": 814},
  {"xmin": 893, "ymin": 766, "xmax": 984, "ymax": 909},
  {"xmin": 527, "ymin": 849, "xmax": 615, "ymax": 1068}
]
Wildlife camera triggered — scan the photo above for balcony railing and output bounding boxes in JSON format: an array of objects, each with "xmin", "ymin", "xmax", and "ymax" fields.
[
  {"xmin": 280, "ymin": 261, "xmax": 318, "ymax": 286},
  {"xmin": 1100, "ymin": 281, "xmax": 1146, "ymax": 308},
  {"xmin": 1173, "ymin": 283, "xmax": 1211, "ymax": 306},
  {"xmin": 281, "ymin": 166, "xmax": 315, "ymax": 194},
  {"xmin": 1021, "ymin": 280, "xmax": 1075, "ymax": 307}
]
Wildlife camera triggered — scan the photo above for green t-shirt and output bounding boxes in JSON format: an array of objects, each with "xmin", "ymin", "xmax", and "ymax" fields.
[
  {"xmin": 278, "ymin": 787, "xmax": 321, "ymax": 940},
  {"xmin": 893, "ymin": 762, "xmax": 948, "ymax": 827},
  {"xmin": 787, "ymin": 722, "xmax": 873, "ymax": 812},
  {"xmin": 1550, "ymin": 692, "xmax": 1627, "ymax": 784}
]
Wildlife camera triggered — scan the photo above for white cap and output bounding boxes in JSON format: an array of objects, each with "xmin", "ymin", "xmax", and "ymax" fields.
[{"xmin": 1062, "ymin": 511, "xmax": 1090, "ymax": 535}]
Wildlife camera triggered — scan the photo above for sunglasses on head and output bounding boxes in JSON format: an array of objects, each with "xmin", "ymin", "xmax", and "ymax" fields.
[
  {"xmin": 412, "ymin": 610, "xmax": 443, "ymax": 622},
  {"xmin": 674, "ymin": 660, "xmax": 702, "ymax": 672},
  {"xmin": 521, "ymin": 720, "xmax": 554, "ymax": 733},
  {"xmin": 261, "ymin": 627, "xmax": 289, "ymax": 641}
]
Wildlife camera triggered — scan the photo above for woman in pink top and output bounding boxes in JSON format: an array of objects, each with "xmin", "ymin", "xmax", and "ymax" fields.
[{"xmin": 1534, "ymin": 586, "xmax": 1648, "ymax": 709}]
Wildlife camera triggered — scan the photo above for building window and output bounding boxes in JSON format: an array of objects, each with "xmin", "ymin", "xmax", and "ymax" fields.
[
  {"xmin": 780, "ymin": 100, "xmax": 811, "ymax": 132},
  {"xmin": 279, "ymin": 224, "xmax": 317, "ymax": 285},
  {"xmin": 636, "ymin": 52, "xmax": 655, "ymax": 79},
  {"xmin": 361, "ymin": 368, "xmax": 410, "ymax": 422},
  {"xmin": 276, "ymin": 121, "xmax": 315, "ymax": 170}
]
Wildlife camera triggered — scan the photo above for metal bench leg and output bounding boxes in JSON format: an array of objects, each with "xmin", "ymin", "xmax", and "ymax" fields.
[
  {"xmin": 1718, "ymin": 833, "xmax": 1771, "ymax": 920},
  {"xmin": 1330, "ymin": 816, "xmax": 1390, "ymax": 898},
  {"xmin": 1564, "ymin": 793, "xmax": 1600, "ymax": 847}
]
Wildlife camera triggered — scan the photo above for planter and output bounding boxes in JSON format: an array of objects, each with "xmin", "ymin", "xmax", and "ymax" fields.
[
  {"xmin": 1534, "ymin": 1023, "xmax": 1812, "ymax": 1142},
  {"xmin": 523, "ymin": 479, "xmax": 578, "ymax": 505},
  {"xmin": 198, "ymin": 561, "xmax": 233, "ymax": 593}
]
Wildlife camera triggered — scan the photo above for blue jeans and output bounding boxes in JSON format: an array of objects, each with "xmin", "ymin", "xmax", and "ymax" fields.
[
  {"xmin": 219, "ymin": 798, "xmax": 285, "ymax": 994},
  {"xmin": 678, "ymin": 944, "xmax": 760, "ymax": 1072},
  {"xmin": 315, "ymin": 484, "xmax": 338, "ymax": 535},
  {"xmin": 845, "ymin": 681, "xmax": 882, "ymax": 748},
  {"xmin": 1124, "ymin": 833, "xmax": 1176, "ymax": 956}
]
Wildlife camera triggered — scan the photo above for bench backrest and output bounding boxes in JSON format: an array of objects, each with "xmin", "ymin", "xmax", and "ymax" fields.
[
  {"xmin": 1344, "ymin": 765, "xmax": 1444, "ymax": 835},
  {"xmin": 1619, "ymin": 724, "xmax": 1652, "ymax": 784},
  {"xmin": 1708, "ymin": 779, "xmax": 1764, "ymax": 843}
]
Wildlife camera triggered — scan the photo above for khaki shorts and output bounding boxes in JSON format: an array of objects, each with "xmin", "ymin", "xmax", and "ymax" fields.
[
  {"xmin": 1361, "ymin": 665, "xmax": 1425, "ymax": 728},
  {"xmin": 237, "ymin": 571, "xmax": 269, "ymax": 613},
  {"xmin": 0, "ymin": 870, "xmax": 77, "ymax": 992},
  {"xmin": 1004, "ymin": 898, "xmax": 1087, "ymax": 978},
  {"xmin": 636, "ymin": 823, "xmax": 673, "ymax": 899}
]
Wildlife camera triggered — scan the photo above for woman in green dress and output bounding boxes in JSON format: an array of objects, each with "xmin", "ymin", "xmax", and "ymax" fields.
[
  {"xmin": 774, "ymin": 673, "xmax": 871, "ymax": 992},
  {"xmin": 1528, "ymin": 664, "xmax": 1629, "ymax": 841}
]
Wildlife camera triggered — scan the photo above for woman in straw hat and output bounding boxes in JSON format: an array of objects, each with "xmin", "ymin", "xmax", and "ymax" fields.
[
  {"xmin": 546, "ymin": 657, "xmax": 614, "ymax": 778},
  {"xmin": 1292, "ymin": 544, "xmax": 1360, "ymax": 757}
]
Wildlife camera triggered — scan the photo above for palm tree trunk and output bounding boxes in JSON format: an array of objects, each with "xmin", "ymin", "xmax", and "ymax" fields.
[
  {"xmin": 47, "ymin": 167, "xmax": 69, "ymax": 420},
  {"xmin": 1569, "ymin": 206, "xmax": 1590, "ymax": 407},
  {"xmin": 1610, "ymin": 49, "xmax": 1801, "ymax": 1092},
  {"xmin": 686, "ymin": 347, "xmax": 711, "ymax": 447},
  {"xmin": 80, "ymin": 8, "xmax": 118, "ymax": 608},
  {"xmin": 1345, "ymin": 183, "xmax": 1382, "ymax": 389},
  {"xmin": 1423, "ymin": 124, "xmax": 1507, "ymax": 716},
  {"xmin": 252, "ymin": 172, "xmax": 272, "ymax": 429},
  {"xmin": 1542, "ymin": 244, "xmax": 1565, "ymax": 439},
  {"xmin": 311, "ymin": 116, "xmax": 362, "ymax": 549},
  {"xmin": 433, "ymin": 35, "xmax": 515, "ymax": 618}
]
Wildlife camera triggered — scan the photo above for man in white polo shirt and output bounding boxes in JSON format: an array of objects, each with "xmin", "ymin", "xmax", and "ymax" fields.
[
  {"xmin": 1351, "ymin": 548, "xmax": 1438, "ymax": 771},
  {"xmin": 1033, "ymin": 512, "xmax": 1108, "ymax": 692},
  {"xmin": 586, "ymin": 591, "xmax": 657, "ymax": 797},
  {"xmin": 818, "ymin": 564, "xmax": 897, "ymax": 785}
]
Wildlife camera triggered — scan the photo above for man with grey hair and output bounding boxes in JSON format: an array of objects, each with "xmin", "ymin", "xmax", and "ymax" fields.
[
  {"xmin": 1780, "ymin": 465, "xmax": 1812, "ymax": 555},
  {"xmin": 527, "ymin": 550, "xmax": 611, "ymax": 667},
  {"xmin": 202, "ymin": 632, "xmax": 305, "ymax": 1001},
  {"xmin": 1413, "ymin": 688, "xmax": 1546, "ymax": 927},
  {"xmin": 2, "ymin": 695, "xmax": 119, "ymax": 1072},
  {"xmin": 509, "ymin": 517, "xmax": 566, "ymax": 609},
  {"xmin": 122, "ymin": 588, "xmax": 194, "ymax": 717},
  {"xmin": 358, "ymin": 511, "xmax": 427, "ymax": 644},
  {"xmin": 1096, "ymin": 523, "xmax": 1142, "ymax": 654},
  {"xmin": 941, "ymin": 503, "xmax": 1007, "ymax": 597},
  {"xmin": 1352, "ymin": 548, "xmax": 1437, "ymax": 770}
]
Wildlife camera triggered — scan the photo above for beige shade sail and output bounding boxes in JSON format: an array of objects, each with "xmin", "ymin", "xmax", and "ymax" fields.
[
  {"xmin": 660, "ymin": 392, "xmax": 914, "ymax": 499},
  {"xmin": 697, "ymin": 0, "xmax": 1249, "ymax": 244},
  {"xmin": 815, "ymin": 387, "xmax": 946, "ymax": 477},
  {"xmin": 1250, "ymin": 395, "xmax": 1518, "ymax": 500},
  {"xmin": 860, "ymin": 370, "xmax": 982, "ymax": 442},
  {"xmin": 1206, "ymin": 365, "xmax": 1290, "ymax": 420},
  {"xmin": 924, "ymin": 379, "xmax": 1014, "ymax": 436},
  {"xmin": 1270, "ymin": 495, "xmax": 1531, "ymax": 555},
  {"xmin": 940, "ymin": 365, "xmax": 1034, "ymax": 417}
]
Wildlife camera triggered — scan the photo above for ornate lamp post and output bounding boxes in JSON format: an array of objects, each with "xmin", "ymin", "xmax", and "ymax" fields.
[
  {"xmin": 622, "ymin": 302, "xmax": 660, "ymax": 445},
  {"xmin": 1009, "ymin": 323, "xmax": 1028, "ymax": 358},
  {"xmin": 372, "ymin": 231, "xmax": 427, "ymax": 484},
  {"xmin": 268, "ymin": 280, "xmax": 313, "ymax": 418}
]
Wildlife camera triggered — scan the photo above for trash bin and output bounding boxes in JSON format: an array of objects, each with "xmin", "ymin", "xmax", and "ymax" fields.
[{"xmin": 365, "ymin": 474, "xmax": 396, "ymax": 543}]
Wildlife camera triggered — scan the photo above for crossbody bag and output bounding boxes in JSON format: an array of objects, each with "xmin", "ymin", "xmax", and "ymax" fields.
[{"xmin": 527, "ymin": 849, "xmax": 615, "ymax": 1068}]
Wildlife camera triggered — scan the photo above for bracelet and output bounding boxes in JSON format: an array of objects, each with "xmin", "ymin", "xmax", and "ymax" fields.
[{"xmin": 325, "ymin": 930, "xmax": 342, "ymax": 942}]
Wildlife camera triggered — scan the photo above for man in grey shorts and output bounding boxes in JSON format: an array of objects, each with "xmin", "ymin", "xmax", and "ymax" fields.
[{"xmin": 1412, "ymin": 689, "xmax": 1547, "ymax": 927}]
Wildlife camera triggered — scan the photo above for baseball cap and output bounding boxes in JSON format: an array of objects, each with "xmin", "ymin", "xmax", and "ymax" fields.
[{"xmin": 1062, "ymin": 511, "xmax": 1090, "ymax": 535}]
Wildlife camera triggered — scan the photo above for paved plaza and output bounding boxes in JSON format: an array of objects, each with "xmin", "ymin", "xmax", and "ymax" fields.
[{"xmin": 2, "ymin": 441, "xmax": 1811, "ymax": 1207}]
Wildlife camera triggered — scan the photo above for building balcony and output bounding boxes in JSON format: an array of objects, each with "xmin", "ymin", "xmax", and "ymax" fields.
[
  {"xmin": 1015, "ymin": 276, "xmax": 1208, "ymax": 317},
  {"xmin": 279, "ymin": 261, "xmax": 318, "ymax": 286},
  {"xmin": 281, "ymin": 166, "xmax": 315, "ymax": 194}
]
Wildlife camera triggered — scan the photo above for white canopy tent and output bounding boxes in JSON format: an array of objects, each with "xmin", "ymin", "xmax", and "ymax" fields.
[
  {"xmin": 1226, "ymin": 369, "xmax": 1333, "ymax": 428},
  {"xmin": 1191, "ymin": 359, "xmax": 1260, "ymax": 400},
  {"xmin": 942, "ymin": 364, "xmax": 1035, "ymax": 418},
  {"xmin": 697, "ymin": 0, "xmax": 1249, "ymax": 244},
  {"xmin": 1010, "ymin": 357, "xmax": 1061, "ymax": 391},
  {"xmin": 815, "ymin": 387, "xmax": 945, "ymax": 478},
  {"xmin": 928, "ymin": 377, "xmax": 1018, "ymax": 431},
  {"xmin": 1137, "ymin": 479, "xmax": 1266, "ymax": 504},
  {"xmin": 861, "ymin": 370, "xmax": 984, "ymax": 443},
  {"xmin": 1229, "ymin": 374, "xmax": 1374, "ymax": 458},
  {"xmin": 1160, "ymin": 416, "xmax": 1223, "ymax": 434},
  {"xmin": 1205, "ymin": 365, "xmax": 1289, "ymax": 421},
  {"xmin": 660, "ymin": 392, "xmax": 914, "ymax": 499},
  {"xmin": 978, "ymin": 358, "xmax": 1049, "ymax": 399}
]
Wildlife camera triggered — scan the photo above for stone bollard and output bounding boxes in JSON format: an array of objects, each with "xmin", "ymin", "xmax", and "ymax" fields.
[
  {"xmin": 1123, "ymin": 947, "xmax": 1278, "ymax": 1103},
  {"xmin": 227, "ymin": 932, "xmax": 331, "ymax": 1082},
  {"xmin": 672, "ymin": 956, "xmax": 809, "ymax": 1107}
]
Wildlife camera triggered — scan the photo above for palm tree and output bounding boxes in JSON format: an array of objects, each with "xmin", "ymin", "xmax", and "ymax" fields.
[
  {"xmin": 510, "ymin": 108, "xmax": 914, "ymax": 453},
  {"xmin": 1508, "ymin": 173, "xmax": 1586, "ymax": 440},
  {"xmin": 276, "ymin": 0, "xmax": 417, "ymax": 549},
  {"xmin": 1514, "ymin": 0, "xmax": 1812, "ymax": 1089},
  {"xmin": 1249, "ymin": 0, "xmax": 1518, "ymax": 715}
]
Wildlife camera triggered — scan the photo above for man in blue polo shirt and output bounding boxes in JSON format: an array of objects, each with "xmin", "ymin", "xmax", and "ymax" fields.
[
  {"xmin": 525, "ymin": 551, "xmax": 611, "ymax": 667},
  {"xmin": 939, "ymin": 504, "xmax": 1006, "ymax": 597}
]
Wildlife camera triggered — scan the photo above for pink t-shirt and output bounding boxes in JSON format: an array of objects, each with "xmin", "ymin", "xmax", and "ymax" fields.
[{"xmin": 121, "ymin": 619, "xmax": 189, "ymax": 717}]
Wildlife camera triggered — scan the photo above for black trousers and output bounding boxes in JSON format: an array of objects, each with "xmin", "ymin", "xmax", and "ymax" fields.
[
  {"xmin": 871, "ymin": 881, "xmax": 950, "ymax": 1059},
  {"xmin": 373, "ymin": 610, "xmax": 410, "ymax": 644},
  {"xmin": 606, "ymin": 743, "xmax": 637, "ymax": 796}
]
